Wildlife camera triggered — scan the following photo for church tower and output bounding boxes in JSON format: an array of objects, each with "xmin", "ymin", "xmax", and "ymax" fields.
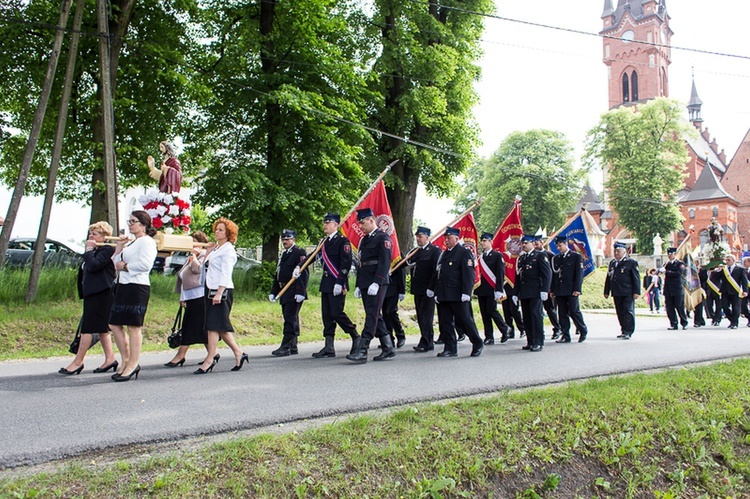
[{"xmin": 600, "ymin": 0, "xmax": 672, "ymax": 109}]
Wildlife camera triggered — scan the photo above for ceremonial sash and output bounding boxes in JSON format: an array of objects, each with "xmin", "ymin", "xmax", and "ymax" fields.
[
  {"xmin": 723, "ymin": 266, "xmax": 743, "ymax": 295},
  {"xmin": 320, "ymin": 242, "xmax": 340, "ymax": 279},
  {"xmin": 707, "ymin": 277, "xmax": 721, "ymax": 297},
  {"xmin": 478, "ymin": 255, "xmax": 497, "ymax": 288}
]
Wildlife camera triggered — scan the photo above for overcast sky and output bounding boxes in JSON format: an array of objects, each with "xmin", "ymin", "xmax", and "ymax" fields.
[{"xmin": 3, "ymin": 0, "xmax": 750, "ymax": 247}]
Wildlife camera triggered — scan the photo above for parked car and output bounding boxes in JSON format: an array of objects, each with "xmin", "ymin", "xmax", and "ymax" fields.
[{"xmin": 4, "ymin": 238, "xmax": 83, "ymax": 269}]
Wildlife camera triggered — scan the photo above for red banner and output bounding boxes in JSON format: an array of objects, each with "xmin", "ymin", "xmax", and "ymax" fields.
[
  {"xmin": 340, "ymin": 180, "xmax": 401, "ymax": 264},
  {"xmin": 492, "ymin": 198, "xmax": 523, "ymax": 287},
  {"xmin": 432, "ymin": 212, "xmax": 480, "ymax": 287}
]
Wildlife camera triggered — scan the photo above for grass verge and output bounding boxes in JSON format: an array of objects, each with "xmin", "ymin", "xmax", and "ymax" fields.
[{"xmin": 2, "ymin": 359, "xmax": 749, "ymax": 497}]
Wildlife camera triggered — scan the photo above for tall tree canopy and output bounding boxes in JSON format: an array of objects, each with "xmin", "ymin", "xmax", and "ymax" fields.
[
  {"xmin": 0, "ymin": 0, "xmax": 202, "ymax": 223},
  {"xmin": 366, "ymin": 0, "xmax": 493, "ymax": 249},
  {"xmin": 585, "ymin": 98, "xmax": 691, "ymax": 249},
  {"xmin": 457, "ymin": 129, "xmax": 584, "ymax": 234}
]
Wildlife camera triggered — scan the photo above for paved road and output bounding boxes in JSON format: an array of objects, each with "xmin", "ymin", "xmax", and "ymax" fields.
[{"xmin": 1, "ymin": 312, "xmax": 749, "ymax": 469}]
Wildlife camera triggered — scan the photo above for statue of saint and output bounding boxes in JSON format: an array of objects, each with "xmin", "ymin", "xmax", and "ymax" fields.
[
  {"xmin": 708, "ymin": 217, "xmax": 723, "ymax": 243},
  {"xmin": 147, "ymin": 141, "xmax": 182, "ymax": 193},
  {"xmin": 652, "ymin": 233, "xmax": 663, "ymax": 256}
]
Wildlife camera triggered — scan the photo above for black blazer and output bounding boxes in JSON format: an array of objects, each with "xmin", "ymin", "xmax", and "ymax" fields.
[
  {"xmin": 717, "ymin": 265, "xmax": 749, "ymax": 297},
  {"xmin": 410, "ymin": 243, "xmax": 441, "ymax": 296},
  {"xmin": 516, "ymin": 250, "xmax": 551, "ymax": 300},
  {"xmin": 550, "ymin": 250, "xmax": 584, "ymax": 297},
  {"xmin": 604, "ymin": 257, "xmax": 641, "ymax": 297},
  {"xmin": 271, "ymin": 245, "xmax": 309, "ymax": 304},
  {"xmin": 474, "ymin": 249, "xmax": 505, "ymax": 297},
  {"xmin": 433, "ymin": 244, "xmax": 475, "ymax": 302},
  {"xmin": 77, "ymin": 245, "xmax": 116, "ymax": 299},
  {"xmin": 663, "ymin": 259, "xmax": 685, "ymax": 297},
  {"xmin": 356, "ymin": 229, "xmax": 392, "ymax": 289},
  {"xmin": 318, "ymin": 233, "xmax": 352, "ymax": 293},
  {"xmin": 385, "ymin": 253, "xmax": 406, "ymax": 297}
]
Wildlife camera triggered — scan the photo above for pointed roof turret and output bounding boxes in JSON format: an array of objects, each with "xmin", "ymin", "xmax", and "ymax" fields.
[
  {"xmin": 681, "ymin": 163, "xmax": 736, "ymax": 203},
  {"xmin": 688, "ymin": 74, "xmax": 703, "ymax": 125},
  {"xmin": 602, "ymin": 0, "xmax": 614, "ymax": 17}
]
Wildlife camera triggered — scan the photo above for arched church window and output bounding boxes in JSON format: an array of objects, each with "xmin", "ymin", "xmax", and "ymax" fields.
[
  {"xmin": 631, "ymin": 71, "xmax": 639, "ymax": 101},
  {"xmin": 689, "ymin": 209, "xmax": 695, "ymax": 219},
  {"xmin": 622, "ymin": 73, "xmax": 630, "ymax": 103},
  {"xmin": 712, "ymin": 207, "xmax": 719, "ymax": 217}
]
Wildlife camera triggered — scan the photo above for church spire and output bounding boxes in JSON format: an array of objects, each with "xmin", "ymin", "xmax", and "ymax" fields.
[
  {"xmin": 601, "ymin": 0, "xmax": 614, "ymax": 18},
  {"xmin": 688, "ymin": 72, "xmax": 703, "ymax": 126}
]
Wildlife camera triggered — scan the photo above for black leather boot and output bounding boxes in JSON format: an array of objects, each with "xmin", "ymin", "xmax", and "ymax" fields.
[
  {"xmin": 346, "ymin": 338, "xmax": 370, "ymax": 363},
  {"xmin": 349, "ymin": 333, "xmax": 361, "ymax": 355},
  {"xmin": 312, "ymin": 336, "xmax": 336, "ymax": 358},
  {"xmin": 290, "ymin": 335, "xmax": 299, "ymax": 355},
  {"xmin": 373, "ymin": 335, "xmax": 396, "ymax": 361},
  {"xmin": 271, "ymin": 334, "xmax": 294, "ymax": 357}
]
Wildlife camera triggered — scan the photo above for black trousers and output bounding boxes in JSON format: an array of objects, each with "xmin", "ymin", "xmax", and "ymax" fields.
[
  {"xmin": 382, "ymin": 294, "xmax": 405, "ymax": 339},
  {"xmin": 742, "ymin": 295, "xmax": 750, "ymax": 322},
  {"xmin": 520, "ymin": 297, "xmax": 544, "ymax": 347},
  {"xmin": 665, "ymin": 293, "xmax": 688, "ymax": 327},
  {"xmin": 555, "ymin": 295, "xmax": 588, "ymax": 339},
  {"xmin": 502, "ymin": 298, "xmax": 525, "ymax": 334},
  {"xmin": 613, "ymin": 295, "xmax": 636, "ymax": 335},
  {"xmin": 360, "ymin": 285, "xmax": 389, "ymax": 341},
  {"xmin": 281, "ymin": 300, "xmax": 303, "ymax": 337},
  {"xmin": 321, "ymin": 292, "xmax": 357, "ymax": 337},
  {"xmin": 693, "ymin": 301, "xmax": 706, "ymax": 326},
  {"xmin": 437, "ymin": 300, "xmax": 482, "ymax": 354},
  {"xmin": 722, "ymin": 294, "xmax": 741, "ymax": 326},
  {"xmin": 706, "ymin": 292, "xmax": 721, "ymax": 322},
  {"xmin": 477, "ymin": 295, "xmax": 508, "ymax": 340},
  {"xmin": 542, "ymin": 297, "xmax": 560, "ymax": 332},
  {"xmin": 414, "ymin": 294, "xmax": 436, "ymax": 348}
]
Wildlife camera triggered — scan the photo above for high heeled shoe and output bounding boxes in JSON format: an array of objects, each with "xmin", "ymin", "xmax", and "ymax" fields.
[
  {"xmin": 58, "ymin": 364, "xmax": 84, "ymax": 375},
  {"xmin": 194, "ymin": 359, "xmax": 217, "ymax": 374},
  {"xmin": 231, "ymin": 353, "xmax": 249, "ymax": 371},
  {"xmin": 163, "ymin": 358, "xmax": 186, "ymax": 368},
  {"xmin": 113, "ymin": 365, "xmax": 140, "ymax": 382},
  {"xmin": 93, "ymin": 360, "xmax": 118, "ymax": 373},
  {"xmin": 197, "ymin": 353, "xmax": 220, "ymax": 366}
]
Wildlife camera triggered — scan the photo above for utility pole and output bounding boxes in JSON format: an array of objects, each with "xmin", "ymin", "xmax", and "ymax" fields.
[
  {"xmin": 0, "ymin": 0, "xmax": 73, "ymax": 271},
  {"xmin": 97, "ymin": 0, "xmax": 119, "ymax": 231}
]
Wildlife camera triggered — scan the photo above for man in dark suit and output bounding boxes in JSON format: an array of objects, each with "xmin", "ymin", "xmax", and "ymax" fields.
[
  {"xmin": 662, "ymin": 247, "xmax": 688, "ymax": 330},
  {"xmin": 717, "ymin": 254, "xmax": 749, "ymax": 329},
  {"xmin": 430, "ymin": 226, "xmax": 484, "ymax": 357},
  {"xmin": 346, "ymin": 208, "xmax": 394, "ymax": 363},
  {"xmin": 741, "ymin": 257, "xmax": 750, "ymax": 327},
  {"xmin": 410, "ymin": 226, "xmax": 441, "ymax": 352},
  {"xmin": 270, "ymin": 229, "xmax": 309, "ymax": 356},
  {"xmin": 474, "ymin": 232, "xmax": 510, "ymax": 344},
  {"xmin": 517, "ymin": 234, "xmax": 552, "ymax": 352},
  {"xmin": 603, "ymin": 242, "xmax": 641, "ymax": 339},
  {"xmin": 550, "ymin": 235, "xmax": 588, "ymax": 343},
  {"xmin": 533, "ymin": 236, "xmax": 561, "ymax": 339},
  {"xmin": 502, "ymin": 281, "xmax": 525, "ymax": 339},
  {"xmin": 383, "ymin": 251, "xmax": 406, "ymax": 348},
  {"xmin": 693, "ymin": 263, "xmax": 708, "ymax": 327},
  {"xmin": 311, "ymin": 212, "xmax": 360, "ymax": 359},
  {"xmin": 707, "ymin": 267, "xmax": 723, "ymax": 326}
]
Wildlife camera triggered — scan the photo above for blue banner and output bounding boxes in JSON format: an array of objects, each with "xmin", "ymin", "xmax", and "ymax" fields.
[{"xmin": 549, "ymin": 214, "xmax": 596, "ymax": 278}]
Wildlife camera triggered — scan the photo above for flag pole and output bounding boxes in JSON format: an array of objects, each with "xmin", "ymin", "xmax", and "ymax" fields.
[
  {"xmin": 389, "ymin": 199, "xmax": 482, "ymax": 273},
  {"xmin": 275, "ymin": 160, "xmax": 399, "ymax": 300},
  {"xmin": 493, "ymin": 195, "xmax": 522, "ymax": 235}
]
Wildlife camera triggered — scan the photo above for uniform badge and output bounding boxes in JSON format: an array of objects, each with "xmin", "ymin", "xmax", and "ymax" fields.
[
  {"xmin": 384, "ymin": 240, "xmax": 392, "ymax": 250},
  {"xmin": 467, "ymin": 259, "xmax": 473, "ymax": 267},
  {"xmin": 344, "ymin": 244, "xmax": 350, "ymax": 253}
]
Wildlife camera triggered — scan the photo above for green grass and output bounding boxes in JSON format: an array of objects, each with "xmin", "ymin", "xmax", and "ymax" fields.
[{"xmin": 3, "ymin": 359, "xmax": 750, "ymax": 497}]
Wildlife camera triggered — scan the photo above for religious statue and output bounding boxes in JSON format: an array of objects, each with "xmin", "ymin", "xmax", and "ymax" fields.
[
  {"xmin": 704, "ymin": 217, "xmax": 730, "ymax": 269},
  {"xmin": 652, "ymin": 233, "xmax": 663, "ymax": 256},
  {"xmin": 147, "ymin": 141, "xmax": 182, "ymax": 194},
  {"xmin": 708, "ymin": 217, "xmax": 723, "ymax": 243}
]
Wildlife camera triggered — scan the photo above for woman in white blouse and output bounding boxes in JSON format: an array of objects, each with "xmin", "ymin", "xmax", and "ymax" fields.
[
  {"xmin": 195, "ymin": 217, "xmax": 248, "ymax": 374},
  {"xmin": 109, "ymin": 210, "xmax": 158, "ymax": 381}
]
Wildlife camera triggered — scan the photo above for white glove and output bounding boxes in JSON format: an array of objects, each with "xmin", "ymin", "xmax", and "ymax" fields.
[
  {"xmin": 540, "ymin": 292, "xmax": 549, "ymax": 301},
  {"xmin": 354, "ymin": 287, "xmax": 362, "ymax": 298},
  {"xmin": 367, "ymin": 283, "xmax": 380, "ymax": 296},
  {"xmin": 292, "ymin": 266, "xmax": 301, "ymax": 279},
  {"xmin": 512, "ymin": 295, "xmax": 519, "ymax": 306},
  {"xmin": 426, "ymin": 289, "xmax": 435, "ymax": 298},
  {"xmin": 461, "ymin": 293, "xmax": 470, "ymax": 302},
  {"xmin": 268, "ymin": 294, "xmax": 276, "ymax": 303},
  {"xmin": 333, "ymin": 284, "xmax": 343, "ymax": 296},
  {"xmin": 294, "ymin": 294, "xmax": 305, "ymax": 303},
  {"xmin": 398, "ymin": 293, "xmax": 405, "ymax": 302},
  {"xmin": 494, "ymin": 291, "xmax": 505, "ymax": 300}
]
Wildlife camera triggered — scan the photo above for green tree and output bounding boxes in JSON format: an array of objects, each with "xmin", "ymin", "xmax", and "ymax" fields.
[
  {"xmin": 192, "ymin": 0, "xmax": 371, "ymax": 261},
  {"xmin": 585, "ymin": 98, "xmax": 691, "ymax": 249},
  {"xmin": 0, "ymin": 0, "xmax": 203, "ymax": 223},
  {"xmin": 457, "ymin": 130, "xmax": 584, "ymax": 234},
  {"xmin": 366, "ymin": 0, "xmax": 493, "ymax": 249}
]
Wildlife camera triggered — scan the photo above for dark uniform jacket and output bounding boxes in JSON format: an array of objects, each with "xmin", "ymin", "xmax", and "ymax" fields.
[
  {"xmin": 604, "ymin": 257, "xmax": 640, "ymax": 297},
  {"xmin": 698, "ymin": 267, "xmax": 708, "ymax": 291},
  {"xmin": 318, "ymin": 233, "xmax": 352, "ymax": 293},
  {"xmin": 271, "ymin": 245, "xmax": 309, "ymax": 304},
  {"xmin": 385, "ymin": 253, "xmax": 406, "ymax": 297},
  {"xmin": 433, "ymin": 244, "xmax": 476, "ymax": 302},
  {"xmin": 516, "ymin": 249, "xmax": 552, "ymax": 300},
  {"xmin": 77, "ymin": 245, "xmax": 116, "ymax": 299},
  {"xmin": 356, "ymin": 229, "xmax": 392, "ymax": 289},
  {"xmin": 410, "ymin": 243, "xmax": 441, "ymax": 295},
  {"xmin": 474, "ymin": 249, "xmax": 505, "ymax": 297},
  {"xmin": 663, "ymin": 259, "xmax": 685, "ymax": 297},
  {"xmin": 717, "ymin": 265, "xmax": 749, "ymax": 297},
  {"xmin": 550, "ymin": 250, "xmax": 583, "ymax": 297}
]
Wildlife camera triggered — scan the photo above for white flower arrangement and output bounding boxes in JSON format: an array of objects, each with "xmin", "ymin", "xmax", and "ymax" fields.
[{"xmin": 138, "ymin": 188, "xmax": 192, "ymax": 232}]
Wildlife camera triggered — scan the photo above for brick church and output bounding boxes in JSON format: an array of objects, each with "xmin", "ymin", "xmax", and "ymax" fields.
[{"xmin": 578, "ymin": 0, "xmax": 750, "ymax": 257}]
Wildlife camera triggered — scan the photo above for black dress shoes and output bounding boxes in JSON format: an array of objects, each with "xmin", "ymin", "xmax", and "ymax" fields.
[
  {"xmin": 412, "ymin": 346, "xmax": 433, "ymax": 352},
  {"xmin": 457, "ymin": 334, "xmax": 466, "ymax": 342},
  {"xmin": 551, "ymin": 331, "xmax": 560, "ymax": 340},
  {"xmin": 396, "ymin": 337, "xmax": 406, "ymax": 348},
  {"xmin": 483, "ymin": 338, "xmax": 494, "ymax": 345},
  {"xmin": 682, "ymin": 325, "xmax": 688, "ymax": 330},
  {"xmin": 556, "ymin": 337, "xmax": 571, "ymax": 343},
  {"xmin": 470, "ymin": 345, "xmax": 483, "ymax": 357},
  {"xmin": 435, "ymin": 338, "xmax": 444, "ymax": 345},
  {"xmin": 621, "ymin": 334, "xmax": 631, "ymax": 339},
  {"xmin": 437, "ymin": 350, "xmax": 457, "ymax": 358},
  {"xmin": 617, "ymin": 333, "xmax": 626, "ymax": 338},
  {"xmin": 522, "ymin": 345, "xmax": 531, "ymax": 350},
  {"xmin": 530, "ymin": 345, "xmax": 543, "ymax": 352},
  {"xmin": 507, "ymin": 328, "xmax": 515, "ymax": 339},
  {"xmin": 578, "ymin": 333, "xmax": 587, "ymax": 343},
  {"xmin": 667, "ymin": 326, "xmax": 678, "ymax": 330},
  {"xmin": 729, "ymin": 324, "xmax": 738, "ymax": 329}
]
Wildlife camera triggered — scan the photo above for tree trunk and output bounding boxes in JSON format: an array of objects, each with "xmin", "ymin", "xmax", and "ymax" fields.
[
  {"xmin": 386, "ymin": 166, "xmax": 419, "ymax": 251},
  {"xmin": 262, "ymin": 234, "xmax": 279, "ymax": 263}
]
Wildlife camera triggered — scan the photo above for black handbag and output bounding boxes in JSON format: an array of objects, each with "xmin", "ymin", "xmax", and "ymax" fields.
[
  {"xmin": 207, "ymin": 288, "xmax": 228, "ymax": 301},
  {"xmin": 68, "ymin": 317, "xmax": 99, "ymax": 354},
  {"xmin": 167, "ymin": 306, "xmax": 184, "ymax": 349}
]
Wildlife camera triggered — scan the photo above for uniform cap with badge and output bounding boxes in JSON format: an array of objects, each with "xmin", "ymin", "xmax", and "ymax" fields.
[
  {"xmin": 356, "ymin": 208, "xmax": 374, "ymax": 221},
  {"xmin": 281, "ymin": 229, "xmax": 296, "ymax": 240},
  {"xmin": 445, "ymin": 226, "xmax": 461, "ymax": 237},
  {"xmin": 323, "ymin": 212, "xmax": 340, "ymax": 223},
  {"xmin": 415, "ymin": 226, "xmax": 431, "ymax": 236}
]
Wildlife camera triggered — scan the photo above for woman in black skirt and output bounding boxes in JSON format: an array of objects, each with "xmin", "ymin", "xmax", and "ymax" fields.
[
  {"xmin": 164, "ymin": 231, "xmax": 215, "ymax": 367},
  {"xmin": 195, "ymin": 217, "xmax": 248, "ymax": 374},
  {"xmin": 59, "ymin": 222, "xmax": 118, "ymax": 375},
  {"xmin": 109, "ymin": 210, "xmax": 158, "ymax": 382}
]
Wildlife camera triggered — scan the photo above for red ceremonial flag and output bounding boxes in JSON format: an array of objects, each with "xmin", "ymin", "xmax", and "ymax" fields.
[
  {"xmin": 432, "ymin": 211, "xmax": 481, "ymax": 287},
  {"xmin": 492, "ymin": 197, "xmax": 523, "ymax": 287},
  {"xmin": 340, "ymin": 180, "xmax": 401, "ymax": 264}
]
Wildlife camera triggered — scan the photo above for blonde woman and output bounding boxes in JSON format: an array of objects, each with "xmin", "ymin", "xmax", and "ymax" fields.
[{"xmin": 59, "ymin": 222, "xmax": 118, "ymax": 375}]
